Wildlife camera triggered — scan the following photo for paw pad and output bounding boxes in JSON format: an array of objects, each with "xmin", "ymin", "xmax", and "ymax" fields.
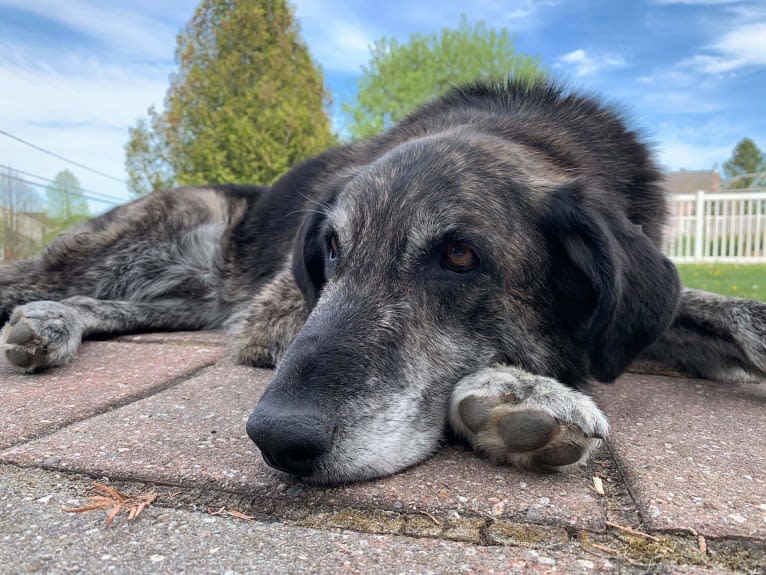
[
  {"xmin": 1, "ymin": 302, "xmax": 83, "ymax": 373},
  {"xmin": 451, "ymin": 367, "xmax": 608, "ymax": 472}
]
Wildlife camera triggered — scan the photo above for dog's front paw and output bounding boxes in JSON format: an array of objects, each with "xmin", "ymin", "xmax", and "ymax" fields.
[
  {"xmin": 449, "ymin": 366, "xmax": 608, "ymax": 471},
  {"xmin": 1, "ymin": 301, "xmax": 84, "ymax": 373}
]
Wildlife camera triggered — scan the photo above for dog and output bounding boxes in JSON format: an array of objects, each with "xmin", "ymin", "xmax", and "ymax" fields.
[{"xmin": 2, "ymin": 79, "xmax": 765, "ymax": 484}]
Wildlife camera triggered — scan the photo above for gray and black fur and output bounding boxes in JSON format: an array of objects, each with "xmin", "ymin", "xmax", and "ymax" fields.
[{"xmin": 2, "ymin": 79, "xmax": 764, "ymax": 483}]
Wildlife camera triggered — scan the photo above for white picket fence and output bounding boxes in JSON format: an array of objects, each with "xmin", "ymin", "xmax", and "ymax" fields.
[{"xmin": 664, "ymin": 190, "xmax": 766, "ymax": 263}]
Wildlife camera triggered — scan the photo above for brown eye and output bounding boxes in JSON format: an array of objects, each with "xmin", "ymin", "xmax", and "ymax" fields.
[
  {"xmin": 443, "ymin": 241, "xmax": 478, "ymax": 272},
  {"xmin": 328, "ymin": 233, "xmax": 339, "ymax": 260}
]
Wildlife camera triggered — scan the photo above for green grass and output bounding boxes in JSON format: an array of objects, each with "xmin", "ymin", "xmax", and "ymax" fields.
[{"xmin": 675, "ymin": 263, "xmax": 766, "ymax": 302}]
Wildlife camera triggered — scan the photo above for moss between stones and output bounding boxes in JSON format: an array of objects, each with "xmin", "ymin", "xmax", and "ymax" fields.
[{"xmin": 485, "ymin": 522, "xmax": 569, "ymax": 547}]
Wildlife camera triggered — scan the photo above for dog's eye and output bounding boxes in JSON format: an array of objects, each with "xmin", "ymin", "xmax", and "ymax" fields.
[
  {"xmin": 327, "ymin": 233, "xmax": 339, "ymax": 261},
  {"xmin": 443, "ymin": 241, "xmax": 479, "ymax": 273}
]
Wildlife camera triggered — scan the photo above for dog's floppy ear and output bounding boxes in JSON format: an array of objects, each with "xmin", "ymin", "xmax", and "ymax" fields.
[
  {"xmin": 291, "ymin": 208, "xmax": 329, "ymax": 310},
  {"xmin": 542, "ymin": 181, "xmax": 681, "ymax": 382}
]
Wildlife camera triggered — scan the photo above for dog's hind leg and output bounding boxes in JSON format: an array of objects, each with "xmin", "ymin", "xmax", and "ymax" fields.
[
  {"xmin": 228, "ymin": 262, "xmax": 308, "ymax": 368},
  {"xmin": 1, "ymin": 296, "xmax": 214, "ymax": 373},
  {"xmin": 638, "ymin": 288, "xmax": 766, "ymax": 383},
  {"xmin": 449, "ymin": 365, "xmax": 609, "ymax": 471}
]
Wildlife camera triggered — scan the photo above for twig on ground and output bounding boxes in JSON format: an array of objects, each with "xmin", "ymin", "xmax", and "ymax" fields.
[
  {"xmin": 590, "ymin": 543, "xmax": 620, "ymax": 555},
  {"xmin": 63, "ymin": 482, "xmax": 157, "ymax": 528},
  {"xmin": 605, "ymin": 520, "xmax": 661, "ymax": 542},
  {"xmin": 418, "ymin": 510, "xmax": 442, "ymax": 526},
  {"xmin": 207, "ymin": 506, "xmax": 255, "ymax": 521}
]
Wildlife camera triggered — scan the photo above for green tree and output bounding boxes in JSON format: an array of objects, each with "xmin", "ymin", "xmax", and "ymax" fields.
[
  {"xmin": 45, "ymin": 169, "xmax": 90, "ymax": 224},
  {"xmin": 343, "ymin": 16, "xmax": 546, "ymax": 139},
  {"xmin": 125, "ymin": 0, "xmax": 336, "ymax": 196},
  {"xmin": 723, "ymin": 138, "xmax": 765, "ymax": 189},
  {"xmin": 0, "ymin": 167, "xmax": 44, "ymax": 260},
  {"xmin": 125, "ymin": 114, "xmax": 176, "ymax": 196}
]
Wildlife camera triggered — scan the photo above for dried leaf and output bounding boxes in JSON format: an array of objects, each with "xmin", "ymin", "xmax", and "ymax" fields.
[
  {"xmin": 61, "ymin": 482, "xmax": 157, "ymax": 528},
  {"xmin": 592, "ymin": 476, "xmax": 605, "ymax": 496},
  {"xmin": 63, "ymin": 501, "xmax": 113, "ymax": 513},
  {"xmin": 698, "ymin": 534, "xmax": 707, "ymax": 555},
  {"xmin": 92, "ymin": 483, "xmax": 125, "ymax": 501},
  {"xmin": 104, "ymin": 505, "xmax": 121, "ymax": 528}
]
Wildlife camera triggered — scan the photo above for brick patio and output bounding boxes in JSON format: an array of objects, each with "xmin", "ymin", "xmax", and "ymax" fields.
[{"xmin": 1, "ymin": 333, "xmax": 764, "ymax": 574}]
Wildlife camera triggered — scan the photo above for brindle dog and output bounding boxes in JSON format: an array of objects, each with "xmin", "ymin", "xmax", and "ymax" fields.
[{"xmin": 2, "ymin": 79, "xmax": 764, "ymax": 483}]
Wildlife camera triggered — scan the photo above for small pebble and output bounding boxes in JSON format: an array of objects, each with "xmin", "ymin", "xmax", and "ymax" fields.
[{"xmin": 286, "ymin": 486, "xmax": 303, "ymax": 498}]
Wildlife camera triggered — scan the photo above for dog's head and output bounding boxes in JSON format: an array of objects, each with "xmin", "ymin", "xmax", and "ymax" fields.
[{"xmin": 247, "ymin": 129, "xmax": 680, "ymax": 483}]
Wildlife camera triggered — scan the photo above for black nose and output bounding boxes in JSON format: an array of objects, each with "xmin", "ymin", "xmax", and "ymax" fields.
[{"xmin": 246, "ymin": 405, "xmax": 334, "ymax": 476}]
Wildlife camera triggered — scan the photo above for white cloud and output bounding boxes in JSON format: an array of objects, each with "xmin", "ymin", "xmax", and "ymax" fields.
[
  {"xmin": 656, "ymin": 141, "xmax": 732, "ymax": 171},
  {"xmin": 292, "ymin": 0, "xmax": 380, "ymax": 73},
  {"xmin": 652, "ymin": 119, "xmax": 762, "ymax": 171},
  {"xmin": 636, "ymin": 90, "xmax": 724, "ymax": 114},
  {"xmin": 555, "ymin": 49, "xmax": 627, "ymax": 77},
  {"xmin": 652, "ymin": 0, "xmax": 740, "ymax": 4},
  {"xmin": 0, "ymin": 44, "xmax": 169, "ymax": 128},
  {"xmin": 0, "ymin": 0, "xmax": 185, "ymax": 61},
  {"xmin": 680, "ymin": 20, "xmax": 766, "ymax": 73},
  {"xmin": 0, "ymin": 5, "xmax": 180, "ymax": 204}
]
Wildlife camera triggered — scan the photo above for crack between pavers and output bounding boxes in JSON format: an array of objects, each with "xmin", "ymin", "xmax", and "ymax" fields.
[
  {"xmin": 0, "ymin": 361, "xmax": 219, "ymax": 452},
  {"xmin": 111, "ymin": 333, "xmax": 228, "ymax": 347},
  {"xmin": 4, "ymin": 462, "xmax": 764, "ymax": 573},
  {"xmin": 587, "ymin": 444, "xmax": 766, "ymax": 574},
  {"xmin": 598, "ymin": 441, "xmax": 645, "ymax": 527}
]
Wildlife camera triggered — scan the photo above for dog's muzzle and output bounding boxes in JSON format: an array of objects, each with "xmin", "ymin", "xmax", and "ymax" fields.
[{"xmin": 246, "ymin": 404, "xmax": 335, "ymax": 476}]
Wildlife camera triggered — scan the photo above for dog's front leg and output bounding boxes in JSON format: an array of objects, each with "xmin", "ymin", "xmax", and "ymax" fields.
[
  {"xmin": 1, "ymin": 297, "xmax": 211, "ymax": 373},
  {"xmin": 449, "ymin": 365, "xmax": 608, "ymax": 471}
]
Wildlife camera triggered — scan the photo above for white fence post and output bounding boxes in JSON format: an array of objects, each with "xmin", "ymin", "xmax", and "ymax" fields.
[
  {"xmin": 694, "ymin": 190, "xmax": 705, "ymax": 262},
  {"xmin": 664, "ymin": 189, "xmax": 766, "ymax": 263}
]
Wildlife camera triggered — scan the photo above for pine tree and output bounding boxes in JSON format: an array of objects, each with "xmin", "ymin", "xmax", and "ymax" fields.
[
  {"xmin": 125, "ymin": 0, "xmax": 336, "ymax": 195},
  {"xmin": 723, "ymin": 138, "xmax": 765, "ymax": 189}
]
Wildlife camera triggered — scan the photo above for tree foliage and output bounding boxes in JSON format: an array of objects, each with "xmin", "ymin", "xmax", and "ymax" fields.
[
  {"xmin": 723, "ymin": 138, "xmax": 766, "ymax": 189},
  {"xmin": 0, "ymin": 167, "xmax": 44, "ymax": 260},
  {"xmin": 125, "ymin": 0, "xmax": 336, "ymax": 196},
  {"xmin": 46, "ymin": 169, "xmax": 90, "ymax": 224},
  {"xmin": 343, "ymin": 16, "xmax": 546, "ymax": 139}
]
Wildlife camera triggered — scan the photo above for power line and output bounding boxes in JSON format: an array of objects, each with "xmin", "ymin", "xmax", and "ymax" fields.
[
  {"xmin": 0, "ymin": 164, "xmax": 127, "ymax": 203},
  {"xmin": 0, "ymin": 172, "xmax": 121, "ymax": 206},
  {"xmin": 0, "ymin": 127, "xmax": 127, "ymax": 185}
]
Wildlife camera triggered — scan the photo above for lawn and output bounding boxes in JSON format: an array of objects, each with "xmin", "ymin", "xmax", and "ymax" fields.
[{"xmin": 675, "ymin": 263, "xmax": 766, "ymax": 302}]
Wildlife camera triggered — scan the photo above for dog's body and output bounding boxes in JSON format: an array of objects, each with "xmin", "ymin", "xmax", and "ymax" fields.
[{"xmin": 2, "ymin": 79, "xmax": 765, "ymax": 483}]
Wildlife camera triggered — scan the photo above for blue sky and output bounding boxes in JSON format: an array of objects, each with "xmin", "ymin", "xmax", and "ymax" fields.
[{"xmin": 0, "ymin": 0, "xmax": 764, "ymax": 207}]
